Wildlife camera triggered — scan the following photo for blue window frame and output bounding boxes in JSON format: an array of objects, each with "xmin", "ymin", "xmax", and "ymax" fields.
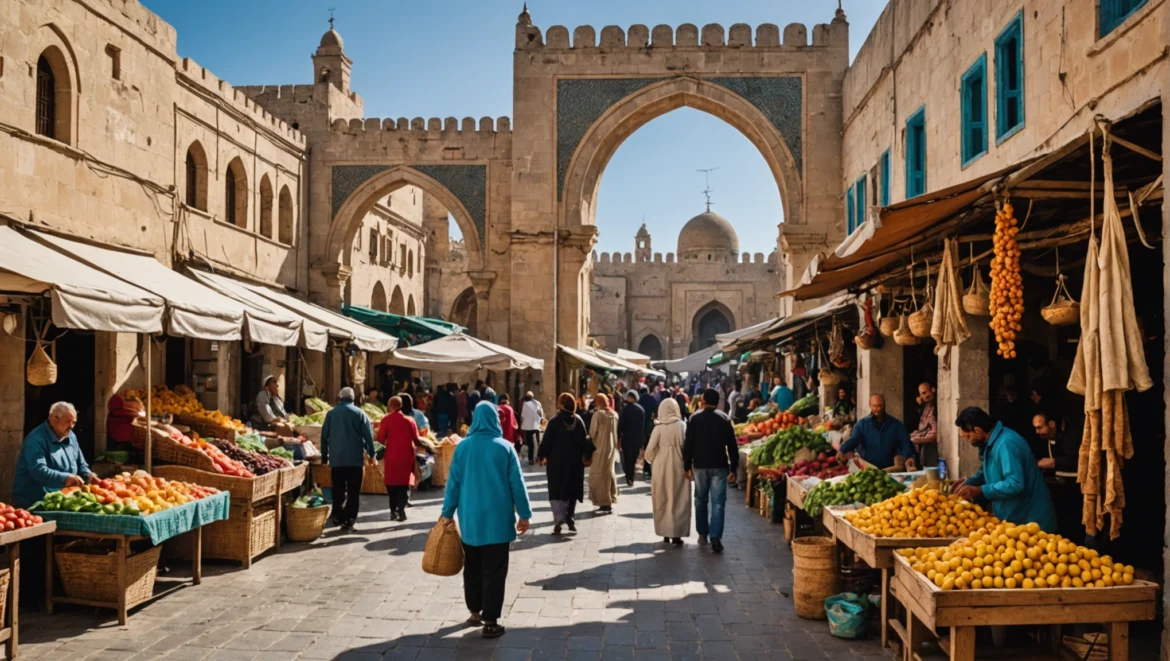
[
  {"xmin": 846, "ymin": 183, "xmax": 856, "ymax": 234},
  {"xmin": 995, "ymin": 13, "xmax": 1024, "ymax": 143},
  {"xmin": 880, "ymin": 150, "xmax": 891, "ymax": 207},
  {"xmin": 961, "ymin": 54, "xmax": 988, "ymax": 167},
  {"xmin": 905, "ymin": 106, "xmax": 926, "ymax": 199},
  {"xmin": 1100, "ymin": 0, "xmax": 1147, "ymax": 37},
  {"xmin": 855, "ymin": 174, "xmax": 867, "ymax": 229}
]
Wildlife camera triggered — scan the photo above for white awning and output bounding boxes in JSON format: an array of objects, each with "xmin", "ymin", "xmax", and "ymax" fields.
[
  {"xmin": 559, "ymin": 344, "xmax": 618, "ymax": 372},
  {"xmin": 186, "ymin": 269, "xmax": 329, "ymax": 351},
  {"xmin": 0, "ymin": 227, "xmax": 164, "ymax": 333},
  {"xmin": 389, "ymin": 333, "xmax": 543, "ymax": 372},
  {"xmin": 32, "ymin": 232, "xmax": 245, "ymax": 341},
  {"xmin": 715, "ymin": 317, "xmax": 780, "ymax": 346},
  {"xmin": 591, "ymin": 348, "xmax": 665, "ymax": 378},
  {"xmin": 656, "ymin": 344, "xmax": 722, "ymax": 373},
  {"xmin": 236, "ymin": 282, "xmax": 398, "ymax": 353}
]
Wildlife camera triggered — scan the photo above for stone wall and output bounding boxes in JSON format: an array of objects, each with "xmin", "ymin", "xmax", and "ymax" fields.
[{"xmin": 346, "ymin": 188, "xmax": 427, "ymax": 315}]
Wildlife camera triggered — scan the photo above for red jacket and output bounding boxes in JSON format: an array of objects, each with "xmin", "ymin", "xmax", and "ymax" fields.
[
  {"xmin": 379, "ymin": 411, "xmax": 419, "ymax": 486},
  {"xmin": 498, "ymin": 404, "xmax": 519, "ymax": 443}
]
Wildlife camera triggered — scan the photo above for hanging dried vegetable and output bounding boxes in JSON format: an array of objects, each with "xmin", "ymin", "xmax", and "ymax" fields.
[{"xmin": 990, "ymin": 200, "xmax": 1023, "ymax": 357}]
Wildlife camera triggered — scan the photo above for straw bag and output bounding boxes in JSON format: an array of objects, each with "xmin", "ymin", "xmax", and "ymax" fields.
[
  {"xmin": 963, "ymin": 246, "xmax": 991, "ymax": 317},
  {"xmin": 1041, "ymin": 272, "xmax": 1080, "ymax": 327},
  {"xmin": 27, "ymin": 324, "xmax": 57, "ymax": 386},
  {"xmin": 907, "ymin": 262, "xmax": 933, "ymax": 338},
  {"xmin": 893, "ymin": 314, "xmax": 919, "ymax": 346},
  {"xmin": 422, "ymin": 519, "xmax": 465, "ymax": 576}
]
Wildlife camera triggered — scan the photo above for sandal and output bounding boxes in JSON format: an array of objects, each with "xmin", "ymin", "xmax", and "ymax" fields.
[
  {"xmin": 466, "ymin": 612, "xmax": 483, "ymax": 626},
  {"xmin": 482, "ymin": 623, "xmax": 506, "ymax": 639}
]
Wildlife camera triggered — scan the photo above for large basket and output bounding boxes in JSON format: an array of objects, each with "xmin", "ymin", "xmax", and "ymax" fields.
[
  {"xmin": 1041, "ymin": 299, "xmax": 1080, "ymax": 326},
  {"xmin": 174, "ymin": 414, "xmax": 239, "ymax": 441},
  {"xmin": 311, "ymin": 463, "xmax": 386, "ymax": 494},
  {"xmin": 431, "ymin": 444, "xmax": 457, "ymax": 486},
  {"xmin": 153, "ymin": 464, "xmax": 279, "ymax": 502},
  {"xmin": 422, "ymin": 520, "xmax": 464, "ymax": 577},
  {"xmin": 962, "ymin": 293, "xmax": 990, "ymax": 317},
  {"xmin": 908, "ymin": 304, "xmax": 933, "ymax": 338},
  {"xmin": 279, "ymin": 461, "xmax": 309, "ymax": 495},
  {"xmin": 878, "ymin": 316, "xmax": 898, "ymax": 337},
  {"xmin": 197, "ymin": 501, "xmax": 277, "ymax": 564},
  {"xmin": 311, "ymin": 463, "xmax": 332, "ymax": 488},
  {"xmin": 26, "ymin": 341, "xmax": 57, "ymax": 386},
  {"xmin": 151, "ymin": 432, "xmax": 217, "ymax": 472},
  {"xmin": 893, "ymin": 315, "xmax": 919, "ymax": 346},
  {"xmin": 285, "ymin": 505, "xmax": 329, "ymax": 542},
  {"xmin": 818, "ymin": 369, "xmax": 841, "ymax": 387},
  {"xmin": 55, "ymin": 540, "xmax": 161, "ymax": 609}
]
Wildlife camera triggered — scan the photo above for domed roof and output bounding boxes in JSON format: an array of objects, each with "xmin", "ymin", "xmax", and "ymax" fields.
[
  {"xmin": 319, "ymin": 28, "xmax": 344, "ymax": 50},
  {"xmin": 677, "ymin": 211, "xmax": 739, "ymax": 256}
]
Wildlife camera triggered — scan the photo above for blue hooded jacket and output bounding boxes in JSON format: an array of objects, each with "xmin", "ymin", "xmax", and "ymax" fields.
[{"xmin": 442, "ymin": 402, "xmax": 533, "ymax": 546}]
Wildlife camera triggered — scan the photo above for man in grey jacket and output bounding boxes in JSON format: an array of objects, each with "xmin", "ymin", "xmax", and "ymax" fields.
[{"xmin": 321, "ymin": 387, "xmax": 376, "ymax": 530}]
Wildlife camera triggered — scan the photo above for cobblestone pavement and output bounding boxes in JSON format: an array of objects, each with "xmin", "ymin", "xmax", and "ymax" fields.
[{"xmin": 19, "ymin": 465, "xmax": 887, "ymax": 660}]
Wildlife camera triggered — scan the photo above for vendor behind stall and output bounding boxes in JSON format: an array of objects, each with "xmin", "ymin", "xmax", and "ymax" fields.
[
  {"xmin": 13, "ymin": 402, "xmax": 96, "ymax": 508},
  {"xmin": 839, "ymin": 394, "xmax": 917, "ymax": 470},
  {"xmin": 253, "ymin": 375, "xmax": 293, "ymax": 436},
  {"xmin": 953, "ymin": 407, "xmax": 1058, "ymax": 533},
  {"xmin": 910, "ymin": 382, "xmax": 939, "ymax": 467}
]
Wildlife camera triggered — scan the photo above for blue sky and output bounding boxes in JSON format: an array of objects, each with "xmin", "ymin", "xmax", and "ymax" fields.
[{"xmin": 145, "ymin": 0, "xmax": 885, "ymax": 253}]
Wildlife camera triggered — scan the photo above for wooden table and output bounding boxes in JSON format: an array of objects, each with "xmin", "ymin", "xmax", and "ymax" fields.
[
  {"xmin": 890, "ymin": 553, "xmax": 1156, "ymax": 661},
  {"xmin": 822, "ymin": 506, "xmax": 956, "ymax": 650},
  {"xmin": 0, "ymin": 522, "xmax": 56, "ymax": 659},
  {"xmin": 46, "ymin": 527, "xmax": 202, "ymax": 626}
]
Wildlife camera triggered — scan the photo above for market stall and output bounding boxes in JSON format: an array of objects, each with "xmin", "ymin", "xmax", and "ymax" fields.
[
  {"xmin": 36, "ymin": 475, "xmax": 228, "ymax": 624},
  {"xmin": 0, "ymin": 516, "xmax": 55, "ymax": 660}
]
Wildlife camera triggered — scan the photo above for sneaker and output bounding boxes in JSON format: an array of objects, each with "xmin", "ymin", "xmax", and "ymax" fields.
[
  {"xmin": 697, "ymin": 535, "xmax": 708, "ymax": 546},
  {"xmin": 711, "ymin": 538, "xmax": 724, "ymax": 553},
  {"xmin": 663, "ymin": 537, "xmax": 671, "ymax": 544},
  {"xmin": 397, "ymin": 511, "xmax": 407, "ymax": 522}
]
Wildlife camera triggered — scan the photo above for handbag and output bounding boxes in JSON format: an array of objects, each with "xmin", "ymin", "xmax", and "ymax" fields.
[{"xmin": 422, "ymin": 519, "xmax": 464, "ymax": 576}]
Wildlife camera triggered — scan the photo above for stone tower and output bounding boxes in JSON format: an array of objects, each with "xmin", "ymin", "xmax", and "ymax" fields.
[
  {"xmin": 635, "ymin": 223, "xmax": 652, "ymax": 263},
  {"xmin": 313, "ymin": 26, "xmax": 352, "ymax": 93}
]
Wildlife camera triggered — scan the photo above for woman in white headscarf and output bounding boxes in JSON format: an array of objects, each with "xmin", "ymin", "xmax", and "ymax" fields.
[{"xmin": 644, "ymin": 397, "xmax": 691, "ymax": 545}]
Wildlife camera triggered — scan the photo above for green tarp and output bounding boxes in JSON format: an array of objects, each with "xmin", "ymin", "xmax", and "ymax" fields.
[
  {"xmin": 35, "ymin": 491, "xmax": 230, "ymax": 545},
  {"xmin": 343, "ymin": 306, "xmax": 465, "ymax": 346}
]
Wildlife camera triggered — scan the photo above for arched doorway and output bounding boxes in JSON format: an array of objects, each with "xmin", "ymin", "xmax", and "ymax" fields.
[
  {"xmin": 690, "ymin": 303, "xmax": 733, "ymax": 354},
  {"xmin": 370, "ymin": 281, "xmax": 387, "ymax": 312},
  {"xmin": 389, "ymin": 286, "xmax": 405, "ymax": 315},
  {"xmin": 637, "ymin": 335, "xmax": 664, "ymax": 362},
  {"xmin": 450, "ymin": 287, "xmax": 478, "ymax": 338},
  {"xmin": 406, "ymin": 295, "xmax": 416, "ymax": 316}
]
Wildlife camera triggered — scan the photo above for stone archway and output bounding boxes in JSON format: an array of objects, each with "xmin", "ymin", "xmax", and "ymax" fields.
[
  {"xmin": 370, "ymin": 281, "xmax": 387, "ymax": 311},
  {"xmin": 690, "ymin": 301, "xmax": 734, "ymax": 354},
  {"xmin": 637, "ymin": 334, "xmax": 664, "ymax": 362},
  {"xmin": 389, "ymin": 286, "xmax": 406, "ymax": 315},
  {"xmin": 450, "ymin": 287, "xmax": 479, "ymax": 337}
]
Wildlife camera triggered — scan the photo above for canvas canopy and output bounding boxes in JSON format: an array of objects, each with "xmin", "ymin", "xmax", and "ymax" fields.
[
  {"xmin": 0, "ymin": 226, "xmax": 164, "ymax": 333},
  {"xmin": 558, "ymin": 344, "xmax": 619, "ymax": 372},
  {"xmin": 656, "ymin": 344, "xmax": 722, "ymax": 373},
  {"xmin": 343, "ymin": 305, "xmax": 465, "ymax": 345},
  {"xmin": 615, "ymin": 349, "xmax": 652, "ymax": 365},
  {"xmin": 591, "ymin": 348, "xmax": 665, "ymax": 378},
  {"xmin": 185, "ymin": 269, "xmax": 328, "ymax": 351},
  {"xmin": 235, "ymin": 281, "xmax": 397, "ymax": 353},
  {"xmin": 389, "ymin": 333, "xmax": 543, "ymax": 372}
]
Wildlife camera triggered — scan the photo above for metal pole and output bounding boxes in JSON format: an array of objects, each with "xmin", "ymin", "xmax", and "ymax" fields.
[{"xmin": 145, "ymin": 335, "xmax": 152, "ymax": 473}]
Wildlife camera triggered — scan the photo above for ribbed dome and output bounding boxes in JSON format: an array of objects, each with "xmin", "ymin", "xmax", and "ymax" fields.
[
  {"xmin": 319, "ymin": 29, "xmax": 344, "ymax": 50},
  {"xmin": 677, "ymin": 211, "xmax": 739, "ymax": 258}
]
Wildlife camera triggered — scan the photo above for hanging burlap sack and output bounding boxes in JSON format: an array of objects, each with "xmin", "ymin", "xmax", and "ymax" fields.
[{"xmin": 27, "ymin": 323, "xmax": 57, "ymax": 386}]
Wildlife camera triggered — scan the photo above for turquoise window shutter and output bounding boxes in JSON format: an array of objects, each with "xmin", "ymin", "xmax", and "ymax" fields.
[
  {"xmin": 846, "ymin": 183, "xmax": 856, "ymax": 234},
  {"xmin": 905, "ymin": 107, "xmax": 926, "ymax": 199},
  {"xmin": 961, "ymin": 54, "xmax": 988, "ymax": 166},
  {"xmin": 995, "ymin": 13, "xmax": 1025, "ymax": 142},
  {"xmin": 855, "ymin": 175, "xmax": 867, "ymax": 229},
  {"xmin": 1100, "ymin": 0, "xmax": 1147, "ymax": 37},
  {"xmin": 880, "ymin": 150, "xmax": 891, "ymax": 207}
]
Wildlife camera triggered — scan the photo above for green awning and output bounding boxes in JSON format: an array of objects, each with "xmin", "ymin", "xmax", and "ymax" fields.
[{"xmin": 343, "ymin": 305, "xmax": 465, "ymax": 346}]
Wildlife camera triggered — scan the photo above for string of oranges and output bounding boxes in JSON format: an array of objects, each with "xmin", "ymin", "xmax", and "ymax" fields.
[{"xmin": 990, "ymin": 200, "xmax": 1023, "ymax": 358}]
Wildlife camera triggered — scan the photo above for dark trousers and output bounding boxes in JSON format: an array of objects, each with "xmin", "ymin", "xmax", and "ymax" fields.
[
  {"xmin": 620, "ymin": 441, "xmax": 641, "ymax": 481},
  {"xmin": 331, "ymin": 466, "xmax": 363, "ymax": 523},
  {"xmin": 463, "ymin": 542, "xmax": 510, "ymax": 621},
  {"xmin": 387, "ymin": 486, "xmax": 409, "ymax": 514},
  {"xmin": 523, "ymin": 430, "xmax": 539, "ymax": 462}
]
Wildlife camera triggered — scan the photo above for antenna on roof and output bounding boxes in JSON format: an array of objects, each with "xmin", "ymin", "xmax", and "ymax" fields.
[{"xmin": 697, "ymin": 168, "xmax": 719, "ymax": 212}]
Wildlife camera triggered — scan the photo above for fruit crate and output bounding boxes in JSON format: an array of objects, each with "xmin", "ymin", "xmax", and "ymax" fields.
[
  {"xmin": 279, "ymin": 461, "xmax": 309, "ymax": 495},
  {"xmin": 151, "ymin": 431, "xmax": 216, "ymax": 473},
  {"xmin": 173, "ymin": 414, "xmax": 239, "ymax": 441},
  {"xmin": 153, "ymin": 465, "xmax": 280, "ymax": 503}
]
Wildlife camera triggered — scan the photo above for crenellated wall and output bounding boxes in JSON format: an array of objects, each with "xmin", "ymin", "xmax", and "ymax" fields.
[
  {"xmin": 522, "ymin": 21, "xmax": 841, "ymax": 51},
  {"xmin": 178, "ymin": 60, "xmax": 305, "ymax": 145},
  {"xmin": 595, "ymin": 251, "xmax": 771, "ymax": 265}
]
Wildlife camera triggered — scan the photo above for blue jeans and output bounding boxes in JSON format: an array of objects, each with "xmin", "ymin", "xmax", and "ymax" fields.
[{"xmin": 693, "ymin": 468, "xmax": 728, "ymax": 540}]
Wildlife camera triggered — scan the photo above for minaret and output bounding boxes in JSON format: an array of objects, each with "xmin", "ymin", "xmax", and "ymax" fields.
[
  {"xmin": 313, "ymin": 14, "xmax": 352, "ymax": 93},
  {"xmin": 635, "ymin": 223, "xmax": 652, "ymax": 263}
]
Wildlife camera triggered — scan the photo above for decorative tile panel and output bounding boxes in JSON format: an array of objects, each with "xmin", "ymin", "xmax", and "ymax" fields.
[
  {"xmin": 707, "ymin": 76, "xmax": 803, "ymax": 172},
  {"xmin": 331, "ymin": 165, "xmax": 389, "ymax": 217}
]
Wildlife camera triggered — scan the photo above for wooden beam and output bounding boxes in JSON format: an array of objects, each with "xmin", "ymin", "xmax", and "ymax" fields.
[{"xmin": 1108, "ymin": 134, "xmax": 1162, "ymax": 163}]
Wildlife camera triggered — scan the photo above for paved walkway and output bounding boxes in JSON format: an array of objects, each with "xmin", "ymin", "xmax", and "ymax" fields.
[{"xmin": 19, "ymin": 465, "xmax": 883, "ymax": 660}]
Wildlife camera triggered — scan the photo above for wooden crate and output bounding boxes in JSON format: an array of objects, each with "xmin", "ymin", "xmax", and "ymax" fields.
[
  {"xmin": 786, "ymin": 475, "xmax": 812, "ymax": 510},
  {"xmin": 151, "ymin": 432, "xmax": 216, "ymax": 473},
  {"xmin": 891, "ymin": 553, "xmax": 1156, "ymax": 661},
  {"xmin": 174, "ymin": 501, "xmax": 276, "ymax": 567},
  {"xmin": 279, "ymin": 462, "xmax": 309, "ymax": 495},
  {"xmin": 153, "ymin": 465, "xmax": 280, "ymax": 502}
]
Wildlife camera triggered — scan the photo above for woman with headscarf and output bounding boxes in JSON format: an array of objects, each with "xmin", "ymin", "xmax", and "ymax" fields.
[
  {"xmin": 644, "ymin": 397, "xmax": 691, "ymax": 545},
  {"xmin": 587, "ymin": 394, "xmax": 620, "ymax": 513},
  {"xmin": 441, "ymin": 401, "xmax": 532, "ymax": 639},
  {"xmin": 399, "ymin": 393, "xmax": 430, "ymax": 435},
  {"xmin": 538, "ymin": 393, "xmax": 595, "ymax": 534},
  {"xmin": 673, "ymin": 392, "xmax": 691, "ymax": 422}
]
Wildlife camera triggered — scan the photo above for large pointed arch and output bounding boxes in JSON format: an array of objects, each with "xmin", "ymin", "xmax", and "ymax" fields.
[
  {"xmin": 327, "ymin": 166, "xmax": 484, "ymax": 273},
  {"xmin": 561, "ymin": 76, "xmax": 801, "ymax": 231}
]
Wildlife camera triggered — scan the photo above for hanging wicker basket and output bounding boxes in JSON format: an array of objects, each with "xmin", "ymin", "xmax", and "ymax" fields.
[
  {"xmin": 27, "ymin": 341, "xmax": 57, "ymax": 387},
  {"xmin": 963, "ymin": 263, "xmax": 991, "ymax": 317},
  {"xmin": 878, "ymin": 316, "xmax": 898, "ymax": 337},
  {"xmin": 909, "ymin": 303, "xmax": 933, "ymax": 338},
  {"xmin": 818, "ymin": 368, "xmax": 841, "ymax": 386},
  {"xmin": 1040, "ymin": 269, "xmax": 1079, "ymax": 326},
  {"xmin": 893, "ymin": 315, "xmax": 919, "ymax": 346}
]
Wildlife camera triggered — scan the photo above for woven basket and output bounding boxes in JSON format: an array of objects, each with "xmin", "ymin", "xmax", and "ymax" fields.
[
  {"xmin": 27, "ymin": 342, "xmax": 57, "ymax": 386},
  {"xmin": 0, "ymin": 568, "xmax": 8, "ymax": 625},
  {"xmin": 285, "ymin": 505, "xmax": 329, "ymax": 542},
  {"xmin": 853, "ymin": 332, "xmax": 878, "ymax": 350},
  {"xmin": 174, "ymin": 414, "xmax": 238, "ymax": 441},
  {"xmin": 55, "ymin": 540, "xmax": 161, "ymax": 609},
  {"xmin": 909, "ymin": 303, "xmax": 933, "ymax": 338},
  {"xmin": 893, "ymin": 315, "xmax": 919, "ymax": 346},
  {"xmin": 279, "ymin": 462, "xmax": 309, "ymax": 495},
  {"xmin": 153, "ymin": 464, "xmax": 279, "ymax": 502},
  {"xmin": 964, "ymin": 264, "xmax": 991, "ymax": 317},
  {"xmin": 152, "ymin": 432, "xmax": 217, "ymax": 473},
  {"xmin": 422, "ymin": 519, "xmax": 465, "ymax": 577},
  {"xmin": 361, "ymin": 463, "xmax": 388, "ymax": 494},
  {"xmin": 818, "ymin": 369, "xmax": 841, "ymax": 386},
  {"xmin": 878, "ymin": 316, "xmax": 898, "ymax": 337},
  {"xmin": 311, "ymin": 463, "xmax": 332, "ymax": 488},
  {"xmin": 1041, "ymin": 298, "xmax": 1080, "ymax": 326},
  {"xmin": 432, "ymin": 444, "xmax": 457, "ymax": 486},
  {"xmin": 197, "ymin": 502, "xmax": 277, "ymax": 564}
]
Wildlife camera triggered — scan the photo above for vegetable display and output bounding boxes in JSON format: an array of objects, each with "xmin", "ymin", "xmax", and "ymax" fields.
[
  {"xmin": 0, "ymin": 502, "xmax": 44, "ymax": 530},
  {"xmin": 36, "ymin": 472, "xmax": 220, "ymax": 516},
  {"xmin": 802, "ymin": 469, "xmax": 906, "ymax": 517},
  {"xmin": 208, "ymin": 439, "xmax": 289, "ymax": 475},
  {"xmin": 775, "ymin": 454, "xmax": 849, "ymax": 480},
  {"xmin": 787, "ymin": 393, "xmax": 819, "ymax": 415},
  {"xmin": 990, "ymin": 201, "xmax": 1023, "ymax": 358},
  {"xmin": 844, "ymin": 487, "xmax": 998, "ymax": 538},
  {"xmin": 269, "ymin": 447, "xmax": 295, "ymax": 461},
  {"xmin": 898, "ymin": 521, "xmax": 1136, "ymax": 590},
  {"xmin": 288, "ymin": 397, "xmax": 333, "ymax": 426},
  {"xmin": 162, "ymin": 426, "xmax": 252, "ymax": 477},
  {"xmin": 126, "ymin": 385, "xmax": 246, "ymax": 434},
  {"xmin": 748, "ymin": 426, "xmax": 831, "ymax": 468},
  {"xmin": 292, "ymin": 488, "xmax": 327, "ymax": 509}
]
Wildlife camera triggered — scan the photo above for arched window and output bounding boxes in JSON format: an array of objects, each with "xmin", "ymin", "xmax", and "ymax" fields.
[
  {"xmin": 184, "ymin": 142, "xmax": 208, "ymax": 211},
  {"xmin": 637, "ymin": 335, "xmax": 665, "ymax": 362},
  {"xmin": 407, "ymin": 250, "xmax": 414, "ymax": 278},
  {"xmin": 259, "ymin": 175, "xmax": 274, "ymax": 239},
  {"xmin": 371, "ymin": 282, "xmax": 387, "ymax": 312},
  {"xmin": 389, "ymin": 286, "xmax": 406, "ymax": 315},
  {"xmin": 35, "ymin": 56, "xmax": 56, "ymax": 138},
  {"xmin": 224, "ymin": 157, "xmax": 248, "ymax": 228},
  {"xmin": 278, "ymin": 186, "xmax": 294, "ymax": 244},
  {"xmin": 407, "ymin": 295, "xmax": 416, "ymax": 317}
]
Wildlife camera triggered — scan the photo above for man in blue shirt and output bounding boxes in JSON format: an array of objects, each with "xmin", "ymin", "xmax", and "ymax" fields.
[
  {"xmin": 769, "ymin": 376, "xmax": 795, "ymax": 411},
  {"xmin": 953, "ymin": 407, "xmax": 1058, "ymax": 532},
  {"xmin": 840, "ymin": 394, "xmax": 917, "ymax": 470},
  {"xmin": 321, "ymin": 387, "xmax": 377, "ymax": 531},
  {"xmin": 12, "ymin": 402, "xmax": 94, "ymax": 508}
]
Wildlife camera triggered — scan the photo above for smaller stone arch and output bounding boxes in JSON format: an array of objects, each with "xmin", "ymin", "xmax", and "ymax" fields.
[
  {"xmin": 184, "ymin": 141, "xmax": 209, "ymax": 211},
  {"xmin": 450, "ymin": 287, "xmax": 479, "ymax": 337},
  {"xmin": 224, "ymin": 156, "xmax": 248, "ymax": 229},
  {"xmin": 407, "ymin": 295, "xmax": 416, "ymax": 317},
  {"xmin": 389, "ymin": 286, "xmax": 406, "ymax": 315},
  {"xmin": 258, "ymin": 174, "xmax": 274, "ymax": 239},
  {"xmin": 637, "ymin": 334, "xmax": 664, "ymax": 362},
  {"xmin": 371, "ymin": 281, "xmax": 387, "ymax": 311},
  {"xmin": 278, "ymin": 185, "xmax": 294, "ymax": 244},
  {"xmin": 690, "ymin": 301, "xmax": 734, "ymax": 354},
  {"xmin": 32, "ymin": 24, "xmax": 81, "ymax": 144},
  {"xmin": 407, "ymin": 249, "xmax": 414, "ymax": 278}
]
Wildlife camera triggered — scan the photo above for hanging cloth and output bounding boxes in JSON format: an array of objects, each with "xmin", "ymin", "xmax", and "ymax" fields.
[{"xmin": 930, "ymin": 237, "xmax": 971, "ymax": 361}]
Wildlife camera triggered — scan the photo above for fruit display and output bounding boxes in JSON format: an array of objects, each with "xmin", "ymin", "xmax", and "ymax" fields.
[
  {"xmin": 990, "ymin": 200, "xmax": 1023, "ymax": 358},
  {"xmin": 897, "ymin": 521, "xmax": 1136, "ymax": 590},
  {"xmin": 749, "ymin": 426, "xmax": 831, "ymax": 468},
  {"xmin": 126, "ymin": 385, "xmax": 247, "ymax": 434},
  {"xmin": 803, "ymin": 468, "xmax": 906, "ymax": 517},
  {"xmin": 740, "ymin": 411, "xmax": 804, "ymax": 437},
  {"xmin": 162, "ymin": 426, "xmax": 253, "ymax": 477},
  {"xmin": 208, "ymin": 438, "xmax": 289, "ymax": 475},
  {"xmin": 843, "ymin": 487, "xmax": 998, "ymax": 538},
  {"xmin": 37, "ymin": 471, "xmax": 220, "ymax": 516},
  {"xmin": 0, "ymin": 502, "xmax": 45, "ymax": 530},
  {"xmin": 775, "ymin": 454, "xmax": 850, "ymax": 480}
]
